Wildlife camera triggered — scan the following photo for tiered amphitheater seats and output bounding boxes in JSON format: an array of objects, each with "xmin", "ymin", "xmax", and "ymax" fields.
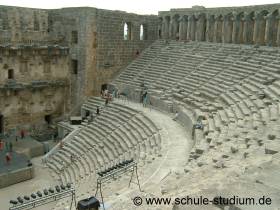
[
  {"xmin": 114, "ymin": 40, "xmax": 280, "ymax": 179},
  {"xmin": 46, "ymin": 97, "xmax": 161, "ymax": 189}
]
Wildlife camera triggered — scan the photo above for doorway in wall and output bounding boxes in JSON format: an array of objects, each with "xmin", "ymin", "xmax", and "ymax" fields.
[
  {"xmin": 45, "ymin": 115, "xmax": 52, "ymax": 125},
  {"xmin": 101, "ymin": 84, "xmax": 108, "ymax": 91}
]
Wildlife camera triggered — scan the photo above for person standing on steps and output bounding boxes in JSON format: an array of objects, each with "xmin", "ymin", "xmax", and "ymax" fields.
[
  {"xmin": 96, "ymin": 106, "xmax": 100, "ymax": 116},
  {"xmin": 142, "ymin": 90, "xmax": 148, "ymax": 107},
  {"xmin": 173, "ymin": 111, "xmax": 179, "ymax": 121}
]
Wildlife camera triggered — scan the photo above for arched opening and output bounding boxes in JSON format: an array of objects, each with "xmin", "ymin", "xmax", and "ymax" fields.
[
  {"xmin": 215, "ymin": 15, "xmax": 223, "ymax": 42},
  {"xmin": 140, "ymin": 24, "xmax": 147, "ymax": 40},
  {"xmin": 170, "ymin": 15, "xmax": 180, "ymax": 39},
  {"xmin": 207, "ymin": 15, "xmax": 215, "ymax": 42},
  {"xmin": 45, "ymin": 115, "xmax": 52, "ymax": 125},
  {"xmin": 179, "ymin": 15, "xmax": 188, "ymax": 40},
  {"xmin": 258, "ymin": 10, "xmax": 269, "ymax": 45},
  {"xmin": 140, "ymin": 24, "xmax": 144, "ymax": 40},
  {"xmin": 196, "ymin": 14, "xmax": 206, "ymax": 41},
  {"xmin": 124, "ymin": 22, "xmax": 132, "ymax": 40},
  {"xmin": 244, "ymin": 12, "xmax": 255, "ymax": 44}
]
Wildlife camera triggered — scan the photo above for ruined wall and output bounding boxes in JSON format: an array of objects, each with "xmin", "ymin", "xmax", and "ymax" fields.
[
  {"xmin": 0, "ymin": 6, "xmax": 73, "ymax": 132},
  {"xmin": 47, "ymin": 7, "xmax": 92, "ymax": 109},
  {"xmin": 48, "ymin": 8, "xmax": 159, "ymax": 98},
  {"xmin": 93, "ymin": 9, "xmax": 159, "ymax": 95},
  {"xmin": 0, "ymin": 46, "xmax": 70, "ymax": 132},
  {"xmin": 159, "ymin": 4, "xmax": 280, "ymax": 46}
]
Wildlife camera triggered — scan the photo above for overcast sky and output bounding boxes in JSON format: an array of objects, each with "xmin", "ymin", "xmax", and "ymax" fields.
[{"xmin": 0, "ymin": 0, "xmax": 278, "ymax": 14}]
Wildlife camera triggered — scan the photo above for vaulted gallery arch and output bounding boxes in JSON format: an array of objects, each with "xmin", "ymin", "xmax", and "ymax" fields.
[
  {"xmin": 179, "ymin": 15, "xmax": 188, "ymax": 40},
  {"xmin": 254, "ymin": 10, "xmax": 268, "ymax": 45},
  {"xmin": 243, "ymin": 12, "xmax": 255, "ymax": 44},
  {"xmin": 223, "ymin": 13, "xmax": 233, "ymax": 43},
  {"xmin": 188, "ymin": 14, "xmax": 196, "ymax": 41},
  {"xmin": 196, "ymin": 13, "xmax": 206, "ymax": 41},
  {"xmin": 169, "ymin": 14, "xmax": 180, "ymax": 39},
  {"xmin": 265, "ymin": 9, "xmax": 279, "ymax": 46},
  {"xmin": 214, "ymin": 15, "xmax": 223, "ymax": 42}
]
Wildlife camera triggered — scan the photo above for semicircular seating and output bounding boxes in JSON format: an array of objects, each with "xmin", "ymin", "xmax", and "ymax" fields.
[
  {"xmin": 46, "ymin": 97, "xmax": 162, "ymax": 190},
  {"xmin": 114, "ymin": 40, "xmax": 280, "ymax": 178}
]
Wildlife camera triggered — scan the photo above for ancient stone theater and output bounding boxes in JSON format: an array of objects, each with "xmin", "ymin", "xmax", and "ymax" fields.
[{"xmin": 0, "ymin": 3, "xmax": 280, "ymax": 210}]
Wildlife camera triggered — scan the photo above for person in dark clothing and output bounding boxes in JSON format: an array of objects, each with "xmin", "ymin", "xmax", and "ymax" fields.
[
  {"xmin": 96, "ymin": 106, "xmax": 100, "ymax": 115},
  {"xmin": 27, "ymin": 160, "xmax": 32, "ymax": 167}
]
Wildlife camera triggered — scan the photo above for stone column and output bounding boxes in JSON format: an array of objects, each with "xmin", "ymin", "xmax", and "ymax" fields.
[
  {"xmin": 205, "ymin": 14, "xmax": 211, "ymax": 42},
  {"xmin": 265, "ymin": 12, "xmax": 273, "ymax": 46},
  {"xmin": 161, "ymin": 18, "xmax": 165, "ymax": 39},
  {"xmin": 213, "ymin": 15, "xmax": 218, "ymax": 42},
  {"xmin": 169, "ymin": 17, "xmax": 174, "ymax": 39},
  {"xmin": 179, "ymin": 16, "xmax": 187, "ymax": 40},
  {"xmin": 164, "ymin": 16, "xmax": 170, "ymax": 39},
  {"xmin": 222, "ymin": 15, "xmax": 227, "ymax": 43},
  {"xmin": 187, "ymin": 16, "xmax": 192, "ymax": 40}
]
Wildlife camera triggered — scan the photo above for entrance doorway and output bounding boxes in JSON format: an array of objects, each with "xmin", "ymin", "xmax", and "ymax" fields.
[
  {"xmin": 45, "ymin": 115, "xmax": 52, "ymax": 125},
  {"xmin": 101, "ymin": 84, "xmax": 108, "ymax": 91}
]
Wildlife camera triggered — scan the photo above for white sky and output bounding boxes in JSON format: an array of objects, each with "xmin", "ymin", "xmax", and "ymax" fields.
[{"xmin": 0, "ymin": 0, "xmax": 279, "ymax": 15}]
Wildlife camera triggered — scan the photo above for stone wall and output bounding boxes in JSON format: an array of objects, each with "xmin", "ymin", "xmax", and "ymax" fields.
[
  {"xmin": 159, "ymin": 3, "xmax": 280, "ymax": 46},
  {"xmin": 93, "ymin": 9, "xmax": 158, "ymax": 95},
  {"xmin": 0, "ymin": 46, "xmax": 70, "ymax": 132},
  {"xmin": 48, "ymin": 8, "xmax": 159, "ymax": 101},
  {"xmin": 0, "ymin": 167, "xmax": 33, "ymax": 188}
]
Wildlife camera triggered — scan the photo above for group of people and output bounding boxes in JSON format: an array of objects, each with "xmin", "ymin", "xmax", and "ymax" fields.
[{"xmin": 0, "ymin": 129, "xmax": 29, "ymax": 165}]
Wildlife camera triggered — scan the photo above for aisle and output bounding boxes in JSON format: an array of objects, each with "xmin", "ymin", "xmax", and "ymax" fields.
[{"xmin": 106, "ymin": 100, "xmax": 192, "ymax": 209}]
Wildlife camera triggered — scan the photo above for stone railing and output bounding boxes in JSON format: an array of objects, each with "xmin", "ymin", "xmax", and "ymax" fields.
[{"xmin": 42, "ymin": 127, "xmax": 82, "ymax": 163}]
